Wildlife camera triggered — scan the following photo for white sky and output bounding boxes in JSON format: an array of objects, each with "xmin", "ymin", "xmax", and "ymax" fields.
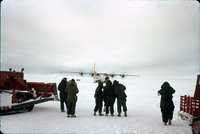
[{"xmin": 1, "ymin": 0, "xmax": 199, "ymax": 77}]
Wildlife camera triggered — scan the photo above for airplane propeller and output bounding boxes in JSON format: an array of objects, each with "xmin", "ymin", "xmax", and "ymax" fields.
[
  {"xmin": 120, "ymin": 74, "xmax": 125, "ymax": 78},
  {"xmin": 79, "ymin": 71, "xmax": 84, "ymax": 76},
  {"xmin": 110, "ymin": 74, "xmax": 115, "ymax": 78}
]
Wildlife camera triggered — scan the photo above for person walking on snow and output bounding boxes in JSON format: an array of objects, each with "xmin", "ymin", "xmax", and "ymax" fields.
[
  {"xmin": 94, "ymin": 80, "xmax": 104, "ymax": 116},
  {"xmin": 158, "ymin": 82, "xmax": 175, "ymax": 125},
  {"xmin": 113, "ymin": 80, "xmax": 127, "ymax": 117},
  {"xmin": 58, "ymin": 77, "xmax": 68, "ymax": 112},
  {"xmin": 65, "ymin": 79, "xmax": 79, "ymax": 117}
]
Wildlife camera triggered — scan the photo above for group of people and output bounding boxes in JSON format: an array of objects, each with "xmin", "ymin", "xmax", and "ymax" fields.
[
  {"xmin": 94, "ymin": 78, "xmax": 127, "ymax": 117},
  {"xmin": 58, "ymin": 78, "xmax": 79, "ymax": 117},
  {"xmin": 58, "ymin": 77, "xmax": 128, "ymax": 117},
  {"xmin": 58, "ymin": 77, "xmax": 176, "ymax": 126}
]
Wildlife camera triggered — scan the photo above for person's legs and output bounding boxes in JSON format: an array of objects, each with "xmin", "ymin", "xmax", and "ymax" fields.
[
  {"xmin": 71, "ymin": 102, "xmax": 76, "ymax": 116},
  {"xmin": 110, "ymin": 103, "xmax": 114, "ymax": 115},
  {"xmin": 60, "ymin": 97, "xmax": 65, "ymax": 111},
  {"xmin": 161, "ymin": 108, "xmax": 168, "ymax": 124},
  {"xmin": 67, "ymin": 102, "xmax": 72, "ymax": 115},
  {"xmin": 122, "ymin": 99, "xmax": 127, "ymax": 116},
  {"xmin": 167, "ymin": 110, "xmax": 174, "ymax": 125}
]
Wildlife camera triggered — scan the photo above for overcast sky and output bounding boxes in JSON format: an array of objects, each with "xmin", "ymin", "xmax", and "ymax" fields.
[{"xmin": 1, "ymin": 0, "xmax": 199, "ymax": 77}]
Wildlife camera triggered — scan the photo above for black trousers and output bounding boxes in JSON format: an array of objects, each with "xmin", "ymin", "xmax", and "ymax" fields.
[
  {"xmin": 117, "ymin": 99, "xmax": 127, "ymax": 113},
  {"xmin": 67, "ymin": 102, "xmax": 76, "ymax": 115},
  {"xmin": 161, "ymin": 108, "xmax": 174, "ymax": 123},
  {"xmin": 105, "ymin": 102, "xmax": 114, "ymax": 114},
  {"xmin": 94, "ymin": 99, "xmax": 103, "ymax": 113},
  {"xmin": 60, "ymin": 95, "xmax": 67, "ymax": 111}
]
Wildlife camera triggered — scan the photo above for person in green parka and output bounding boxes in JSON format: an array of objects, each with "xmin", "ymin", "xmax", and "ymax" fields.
[
  {"xmin": 158, "ymin": 82, "xmax": 175, "ymax": 125},
  {"xmin": 65, "ymin": 79, "xmax": 79, "ymax": 117},
  {"xmin": 94, "ymin": 80, "xmax": 104, "ymax": 116},
  {"xmin": 103, "ymin": 80, "xmax": 115, "ymax": 116},
  {"xmin": 113, "ymin": 80, "xmax": 127, "ymax": 117},
  {"xmin": 58, "ymin": 77, "xmax": 68, "ymax": 112}
]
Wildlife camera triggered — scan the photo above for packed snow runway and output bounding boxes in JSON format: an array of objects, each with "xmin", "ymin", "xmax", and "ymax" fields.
[{"xmin": 0, "ymin": 76, "xmax": 196, "ymax": 133}]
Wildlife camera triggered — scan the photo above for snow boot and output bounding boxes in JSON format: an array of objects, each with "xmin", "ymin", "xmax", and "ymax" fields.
[
  {"xmin": 124, "ymin": 112, "xmax": 127, "ymax": 117},
  {"xmin": 105, "ymin": 114, "xmax": 108, "ymax": 116},
  {"xmin": 117, "ymin": 113, "xmax": 121, "ymax": 117},
  {"xmin": 168, "ymin": 119, "xmax": 172, "ymax": 125},
  {"xmin": 163, "ymin": 122, "xmax": 167, "ymax": 125},
  {"xmin": 71, "ymin": 115, "xmax": 76, "ymax": 118},
  {"xmin": 94, "ymin": 112, "xmax": 96, "ymax": 116},
  {"xmin": 99, "ymin": 113, "xmax": 104, "ymax": 116},
  {"xmin": 111, "ymin": 114, "xmax": 114, "ymax": 116},
  {"xmin": 103, "ymin": 106, "xmax": 106, "ymax": 112},
  {"xmin": 61, "ymin": 110, "xmax": 65, "ymax": 112},
  {"xmin": 67, "ymin": 115, "xmax": 70, "ymax": 117}
]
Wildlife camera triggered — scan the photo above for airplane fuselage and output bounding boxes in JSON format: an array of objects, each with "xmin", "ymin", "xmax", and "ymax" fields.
[{"xmin": 93, "ymin": 73, "xmax": 109, "ymax": 82}]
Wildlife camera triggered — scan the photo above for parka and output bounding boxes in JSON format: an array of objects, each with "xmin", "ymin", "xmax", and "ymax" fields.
[
  {"xmin": 158, "ymin": 82, "xmax": 175, "ymax": 111},
  {"xmin": 103, "ymin": 80, "xmax": 115, "ymax": 103},
  {"xmin": 58, "ymin": 78, "xmax": 67, "ymax": 100},
  {"xmin": 115, "ymin": 83, "xmax": 127, "ymax": 100},
  {"xmin": 94, "ymin": 81, "xmax": 103, "ymax": 101},
  {"xmin": 65, "ymin": 80, "xmax": 79, "ymax": 103}
]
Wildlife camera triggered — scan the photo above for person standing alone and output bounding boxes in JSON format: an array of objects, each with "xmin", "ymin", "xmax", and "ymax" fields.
[
  {"xmin": 158, "ymin": 82, "xmax": 175, "ymax": 125},
  {"xmin": 58, "ymin": 77, "xmax": 68, "ymax": 112}
]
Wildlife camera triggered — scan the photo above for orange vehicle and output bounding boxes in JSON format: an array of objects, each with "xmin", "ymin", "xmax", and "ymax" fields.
[
  {"xmin": 178, "ymin": 74, "xmax": 200, "ymax": 134},
  {"xmin": 0, "ymin": 68, "xmax": 58, "ymax": 115}
]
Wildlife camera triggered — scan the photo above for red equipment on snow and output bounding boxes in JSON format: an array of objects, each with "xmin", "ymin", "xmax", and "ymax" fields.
[
  {"xmin": 0, "ymin": 68, "xmax": 58, "ymax": 115},
  {"xmin": 178, "ymin": 74, "xmax": 200, "ymax": 133}
]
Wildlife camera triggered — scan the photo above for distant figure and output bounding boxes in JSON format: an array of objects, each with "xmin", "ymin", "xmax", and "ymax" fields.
[
  {"xmin": 58, "ymin": 77, "xmax": 68, "ymax": 112},
  {"xmin": 65, "ymin": 79, "xmax": 79, "ymax": 117},
  {"xmin": 158, "ymin": 82, "xmax": 175, "ymax": 125},
  {"xmin": 103, "ymin": 80, "xmax": 115, "ymax": 116},
  {"xmin": 94, "ymin": 80, "xmax": 104, "ymax": 116},
  {"xmin": 113, "ymin": 80, "xmax": 127, "ymax": 117}
]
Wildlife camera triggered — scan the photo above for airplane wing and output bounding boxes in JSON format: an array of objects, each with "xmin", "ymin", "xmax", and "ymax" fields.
[
  {"xmin": 59, "ymin": 71, "xmax": 92, "ymax": 76},
  {"xmin": 59, "ymin": 71, "xmax": 140, "ymax": 78},
  {"xmin": 97, "ymin": 72, "xmax": 140, "ymax": 78},
  {"xmin": 60, "ymin": 62, "xmax": 140, "ymax": 82}
]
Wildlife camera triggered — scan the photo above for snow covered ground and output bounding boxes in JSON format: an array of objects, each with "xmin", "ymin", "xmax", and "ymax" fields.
[{"xmin": 0, "ymin": 75, "xmax": 197, "ymax": 133}]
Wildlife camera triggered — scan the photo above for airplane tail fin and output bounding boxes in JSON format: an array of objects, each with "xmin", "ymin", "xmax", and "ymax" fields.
[{"xmin": 94, "ymin": 61, "xmax": 97, "ymax": 74}]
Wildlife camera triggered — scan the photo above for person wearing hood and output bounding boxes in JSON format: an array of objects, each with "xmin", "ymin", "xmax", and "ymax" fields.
[
  {"xmin": 113, "ymin": 80, "xmax": 127, "ymax": 117},
  {"xmin": 102, "ymin": 76, "xmax": 110, "ymax": 112},
  {"xmin": 103, "ymin": 80, "xmax": 115, "ymax": 116},
  {"xmin": 158, "ymin": 82, "xmax": 175, "ymax": 125},
  {"xmin": 65, "ymin": 79, "xmax": 79, "ymax": 117},
  {"xmin": 58, "ymin": 77, "xmax": 68, "ymax": 112},
  {"xmin": 94, "ymin": 80, "xmax": 104, "ymax": 116}
]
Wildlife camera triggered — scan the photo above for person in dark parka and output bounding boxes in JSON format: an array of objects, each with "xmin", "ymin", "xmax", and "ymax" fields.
[
  {"xmin": 94, "ymin": 80, "xmax": 104, "ymax": 116},
  {"xmin": 103, "ymin": 80, "xmax": 115, "ymax": 116},
  {"xmin": 58, "ymin": 77, "xmax": 68, "ymax": 112},
  {"xmin": 113, "ymin": 80, "xmax": 127, "ymax": 117},
  {"xmin": 103, "ymin": 76, "xmax": 110, "ymax": 112},
  {"xmin": 158, "ymin": 82, "xmax": 175, "ymax": 125},
  {"xmin": 65, "ymin": 79, "xmax": 79, "ymax": 117}
]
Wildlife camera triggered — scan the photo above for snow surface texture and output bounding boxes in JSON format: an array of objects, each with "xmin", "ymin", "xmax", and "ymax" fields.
[{"xmin": 0, "ymin": 76, "xmax": 196, "ymax": 133}]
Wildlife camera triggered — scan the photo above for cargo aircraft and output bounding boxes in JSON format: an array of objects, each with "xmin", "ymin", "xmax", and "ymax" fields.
[{"xmin": 60, "ymin": 62, "xmax": 140, "ymax": 82}]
